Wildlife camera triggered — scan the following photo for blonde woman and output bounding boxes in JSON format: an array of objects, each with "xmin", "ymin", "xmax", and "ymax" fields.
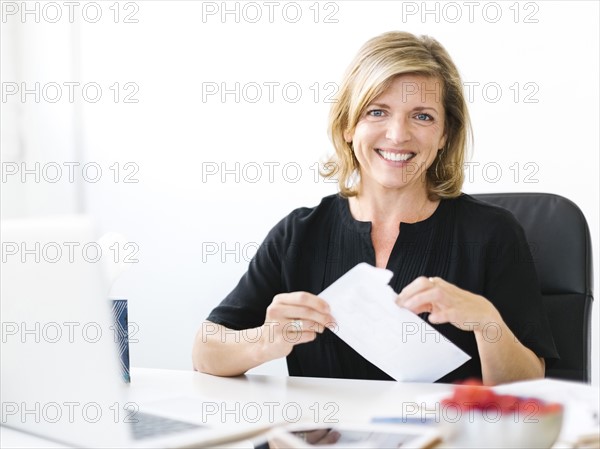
[{"xmin": 193, "ymin": 31, "xmax": 557, "ymax": 386}]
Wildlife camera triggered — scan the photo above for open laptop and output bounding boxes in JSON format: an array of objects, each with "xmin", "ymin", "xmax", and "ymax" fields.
[{"xmin": 1, "ymin": 216, "xmax": 269, "ymax": 448}]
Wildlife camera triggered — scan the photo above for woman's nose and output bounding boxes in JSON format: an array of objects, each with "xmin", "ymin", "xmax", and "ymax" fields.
[{"xmin": 385, "ymin": 116, "xmax": 412, "ymax": 144}]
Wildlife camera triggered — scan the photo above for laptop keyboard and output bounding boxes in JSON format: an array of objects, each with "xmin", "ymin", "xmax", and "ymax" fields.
[{"xmin": 129, "ymin": 411, "xmax": 203, "ymax": 440}]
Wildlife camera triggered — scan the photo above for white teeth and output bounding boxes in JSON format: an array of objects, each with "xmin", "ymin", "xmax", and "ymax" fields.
[{"xmin": 377, "ymin": 150, "xmax": 414, "ymax": 162}]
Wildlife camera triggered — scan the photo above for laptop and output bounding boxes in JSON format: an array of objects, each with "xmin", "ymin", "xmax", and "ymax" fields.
[{"xmin": 1, "ymin": 216, "xmax": 270, "ymax": 448}]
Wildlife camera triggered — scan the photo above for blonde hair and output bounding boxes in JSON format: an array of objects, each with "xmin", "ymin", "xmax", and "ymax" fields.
[{"xmin": 326, "ymin": 31, "xmax": 472, "ymax": 198}]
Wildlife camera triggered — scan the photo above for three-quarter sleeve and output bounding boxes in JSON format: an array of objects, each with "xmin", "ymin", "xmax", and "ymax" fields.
[{"xmin": 206, "ymin": 214, "xmax": 290, "ymax": 330}]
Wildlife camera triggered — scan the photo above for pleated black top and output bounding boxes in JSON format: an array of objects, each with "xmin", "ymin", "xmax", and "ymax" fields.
[{"xmin": 207, "ymin": 193, "xmax": 558, "ymax": 382}]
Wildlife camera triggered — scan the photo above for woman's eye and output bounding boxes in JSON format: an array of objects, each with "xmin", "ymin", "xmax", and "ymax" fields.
[
  {"xmin": 367, "ymin": 109, "xmax": 385, "ymax": 117},
  {"xmin": 415, "ymin": 113, "xmax": 433, "ymax": 121}
]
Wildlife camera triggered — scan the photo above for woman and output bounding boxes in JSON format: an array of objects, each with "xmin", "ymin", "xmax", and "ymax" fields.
[{"xmin": 192, "ymin": 31, "xmax": 558, "ymax": 385}]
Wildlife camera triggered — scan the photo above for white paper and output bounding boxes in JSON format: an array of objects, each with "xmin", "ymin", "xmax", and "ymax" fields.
[{"xmin": 319, "ymin": 263, "xmax": 470, "ymax": 382}]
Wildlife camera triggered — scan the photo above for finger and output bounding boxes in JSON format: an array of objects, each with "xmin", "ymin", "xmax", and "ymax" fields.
[
  {"xmin": 285, "ymin": 319, "xmax": 324, "ymax": 334},
  {"xmin": 275, "ymin": 292, "xmax": 331, "ymax": 315},
  {"xmin": 271, "ymin": 305, "xmax": 335, "ymax": 330},
  {"xmin": 427, "ymin": 311, "xmax": 447, "ymax": 325},
  {"xmin": 402, "ymin": 289, "xmax": 441, "ymax": 315},
  {"xmin": 319, "ymin": 430, "xmax": 341, "ymax": 444},
  {"xmin": 295, "ymin": 319, "xmax": 332, "ymax": 334},
  {"xmin": 295, "ymin": 330, "xmax": 318, "ymax": 344},
  {"xmin": 396, "ymin": 276, "xmax": 434, "ymax": 304},
  {"xmin": 305, "ymin": 429, "xmax": 330, "ymax": 444}
]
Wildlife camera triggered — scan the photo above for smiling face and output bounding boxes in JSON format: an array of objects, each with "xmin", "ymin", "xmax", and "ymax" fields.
[{"xmin": 344, "ymin": 74, "xmax": 447, "ymax": 197}]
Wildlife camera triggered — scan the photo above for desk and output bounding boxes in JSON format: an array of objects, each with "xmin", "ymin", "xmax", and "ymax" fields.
[{"xmin": 2, "ymin": 368, "xmax": 598, "ymax": 448}]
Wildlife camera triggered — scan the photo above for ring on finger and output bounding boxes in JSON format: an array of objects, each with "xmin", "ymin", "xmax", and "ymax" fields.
[{"xmin": 291, "ymin": 319, "xmax": 303, "ymax": 331}]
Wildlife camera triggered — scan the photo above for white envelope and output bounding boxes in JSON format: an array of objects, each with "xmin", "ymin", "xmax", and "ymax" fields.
[{"xmin": 319, "ymin": 263, "xmax": 470, "ymax": 382}]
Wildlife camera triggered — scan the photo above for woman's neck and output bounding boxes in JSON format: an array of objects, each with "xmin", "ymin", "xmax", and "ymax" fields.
[{"xmin": 349, "ymin": 185, "xmax": 438, "ymax": 226}]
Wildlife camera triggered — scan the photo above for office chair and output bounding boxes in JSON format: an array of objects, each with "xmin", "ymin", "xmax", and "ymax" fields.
[{"xmin": 473, "ymin": 193, "xmax": 594, "ymax": 382}]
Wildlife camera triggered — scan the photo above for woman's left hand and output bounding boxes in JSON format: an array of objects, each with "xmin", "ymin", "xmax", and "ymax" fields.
[{"xmin": 395, "ymin": 276, "xmax": 501, "ymax": 333}]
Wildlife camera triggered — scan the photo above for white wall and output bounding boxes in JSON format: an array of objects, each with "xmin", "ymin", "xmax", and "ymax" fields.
[{"xmin": 2, "ymin": 1, "xmax": 598, "ymax": 385}]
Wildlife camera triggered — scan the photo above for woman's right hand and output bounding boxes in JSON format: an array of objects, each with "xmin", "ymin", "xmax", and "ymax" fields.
[{"xmin": 259, "ymin": 292, "xmax": 336, "ymax": 361}]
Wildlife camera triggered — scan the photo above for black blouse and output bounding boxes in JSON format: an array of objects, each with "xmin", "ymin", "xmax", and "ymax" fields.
[{"xmin": 207, "ymin": 193, "xmax": 558, "ymax": 382}]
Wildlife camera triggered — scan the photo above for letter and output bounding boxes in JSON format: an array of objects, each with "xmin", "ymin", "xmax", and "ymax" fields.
[
  {"xmin": 463, "ymin": 1, "xmax": 480, "ymax": 23},
  {"xmin": 81, "ymin": 242, "xmax": 102, "ymax": 263},
  {"xmin": 421, "ymin": 1, "xmax": 440, "ymax": 23},
  {"xmin": 41, "ymin": 402, "xmax": 62, "ymax": 423},
  {"xmin": 82, "ymin": 322, "xmax": 102, "ymax": 343},
  {"xmin": 282, "ymin": 402, "xmax": 301, "ymax": 423},
  {"xmin": 401, "ymin": 322, "xmax": 419, "ymax": 343},
  {"xmin": 201, "ymin": 82, "xmax": 219, "ymax": 102},
  {"xmin": 241, "ymin": 402, "xmax": 261, "ymax": 423},
  {"xmin": 442, "ymin": 2, "xmax": 461, "ymax": 23},
  {"xmin": 201, "ymin": 402, "xmax": 218, "ymax": 423},
  {"xmin": 20, "ymin": 241, "xmax": 40, "ymax": 263},
  {"xmin": 41, "ymin": 3, "xmax": 62, "ymax": 23},
  {"xmin": 1, "ymin": 162, "xmax": 19, "ymax": 183},
  {"xmin": 1, "ymin": 2, "xmax": 18, "ymax": 23},
  {"xmin": 81, "ymin": 162, "xmax": 102, "ymax": 183},
  {"xmin": 462, "ymin": 81, "xmax": 480, "ymax": 103},
  {"xmin": 241, "ymin": 2, "xmax": 261, "ymax": 22},
  {"xmin": 82, "ymin": 402, "xmax": 101, "ymax": 423},
  {"xmin": 63, "ymin": 402, "xmax": 79, "ymax": 423},
  {"xmin": 201, "ymin": 161, "xmax": 219, "ymax": 183},
  {"xmin": 482, "ymin": 82, "xmax": 502, "ymax": 103},
  {"xmin": 1, "ymin": 322, "xmax": 18, "ymax": 343},
  {"xmin": 401, "ymin": 2, "xmax": 418, "ymax": 22},
  {"xmin": 201, "ymin": 2, "xmax": 218, "ymax": 23},
  {"xmin": 263, "ymin": 402, "xmax": 279, "ymax": 423},
  {"xmin": 1, "ymin": 242, "xmax": 19, "ymax": 263},
  {"xmin": 63, "ymin": 2, "xmax": 80, "ymax": 23},
  {"xmin": 220, "ymin": 161, "xmax": 240, "ymax": 183},
  {"xmin": 1, "ymin": 82, "xmax": 19, "ymax": 102},
  {"xmin": 401, "ymin": 402, "xmax": 419, "ymax": 422},
  {"xmin": 482, "ymin": 162, "xmax": 502, "ymax": 183},
  {"xmin": 221, "ymin": 325, "xmax": 240, "ymax": 343},
  {"xmin": 41, "ymin": 322, "xmax": 62, "ymax": 343},
  {"xmin": 281, "ymin": 162, "xmax": 301, "ymax": 183},
  {"xmin": 20, "ymin": 161, "xmax": 40, "ymax": 183},
  {"xmin": 21, "ymin": 81, "xmax": 41, "ymax": 102},
  {"xmin": 220, "ymin": 1, "xmax": 240, "ymax": 23},
  {"xmin": 21, "ymin": 402, "xmax": 41, "ymax": 423},
  {"xmin": 241, "ymin": 82, "xmax": 261, "ymax": 103},
  {"xmin": 201, "ymin": 242, "xmax": 219, "ymax": 263},
  {"xmin": 41, "ymin": 162, "xmax": 62, "ymax": 183},
  {"xmin": 221, "ymin": 401, "xmax": 240, "ymax": 423},
  {"xmin": 21, "ymin": 2, "xmax": 41, "ymax": 22},
  {"xmin": 262, "ymin": 161, "xmax": 279, "ymax": 182},
  {"xmin": 263, "ymin": 2, "xmax": 279, "ymax": 22},
  {"xmin": 281, "ymin": 82, "xmax": 301, "ymax": 103},
  {"xmin": 81, "ymin": 82, "xmax": 101, "ymax": 103},
  {"xmin": 1, "ymin": 402, "xmax": 19, "ymax": 423},
  {"xmin": 201, "ymin": 321, "xmax": 219, "ymax": 343},
  {"xmin": 482, "ymin": 2, "xmax": 502, "ymax": 23},
  {"xmin": 62, "ymin": 82, "xmax": 79, "ymax": 103},
  {"xmin": 262, "ymin": 81, "xmax": 279, "ymax": 102},
  {"xmin": 63, "ymin": 322, "xmax": 80, "ymax": 343},
  {"xmin": 82, "ymin": 2, "xmax": 102, "ymax": 23},
  {"xmin": 62, "ymin": 241, "xmax": 80, "ymax": 262},
  {"xmin": 241, "ymin": 162, "xmax": 262, "ymax": 183},
  {"xmin": 281, "ymin": 2, "xmax": 301, "ymax": 22}
]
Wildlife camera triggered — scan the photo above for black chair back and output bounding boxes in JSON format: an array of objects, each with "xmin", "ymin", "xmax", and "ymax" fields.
[{"xmin": 473, "ymin": 193, "xmax": 593, "ymax": 382}]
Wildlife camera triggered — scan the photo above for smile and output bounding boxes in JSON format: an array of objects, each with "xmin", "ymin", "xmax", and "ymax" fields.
[{"xmin": 376, "ymin": 149, "xmax": 416, "ymax": 162}]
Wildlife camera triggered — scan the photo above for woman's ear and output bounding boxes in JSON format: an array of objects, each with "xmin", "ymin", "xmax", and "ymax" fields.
[
  {"xmin": 343, "ymin": 129, "xmax": 353, "ymax": 143},
  {"xmin": 438, "ymin": 132, "xmax": 447, "ymax": 151}
]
